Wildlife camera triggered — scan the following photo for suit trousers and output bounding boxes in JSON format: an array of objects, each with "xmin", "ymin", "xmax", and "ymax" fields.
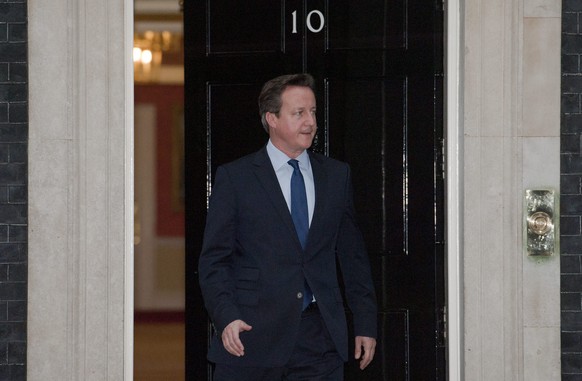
[{"xmin": 213, "ymin": 304, "xmax": 344, "ymax": 381}]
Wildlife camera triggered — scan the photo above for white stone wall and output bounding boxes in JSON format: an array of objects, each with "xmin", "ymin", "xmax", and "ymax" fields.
[
  {"xmin": 28, "ymin": 0, "xmax": 134, "ymax": 379},
  {"xmin": 462, "ymin": 0, "xmax": 561, "ymax": 379}
]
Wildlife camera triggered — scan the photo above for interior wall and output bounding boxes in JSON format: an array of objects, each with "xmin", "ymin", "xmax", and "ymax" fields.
[
  {"xmin": 133, "ymin": 0, "xmax": 185, "ymax": 314},
  {"xmin": 134, "ymin": 84, "xmax": 185, "ymax": 311}
]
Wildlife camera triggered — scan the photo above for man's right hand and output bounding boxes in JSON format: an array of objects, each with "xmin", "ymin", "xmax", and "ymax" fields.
[{"xmin": 221, "ymin": 319, "xmax": 253, "ymax": 357}]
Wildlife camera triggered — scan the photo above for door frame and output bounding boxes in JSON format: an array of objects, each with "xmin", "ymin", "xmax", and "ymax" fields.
[
  {"xmin": 119, "ymin": 0, "xmax": 463, "ymax": 379},
  {"xmin": 445, "ymin": 0, "xmax": 463, "ymax": 379},
  {"xmin": 28, "ymin": 0, "xmax": 134, "ymax": 378}
]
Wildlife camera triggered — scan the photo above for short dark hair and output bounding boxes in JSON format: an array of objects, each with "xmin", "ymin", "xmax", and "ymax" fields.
[{"xmin": 258, "ymin": 73, "xmax": 315, "ymax": 132}]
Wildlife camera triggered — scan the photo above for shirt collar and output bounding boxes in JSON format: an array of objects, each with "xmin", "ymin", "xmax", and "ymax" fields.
[{"xmin": 266, "ymin": 140, "xmax": 311, "ymax": 171}]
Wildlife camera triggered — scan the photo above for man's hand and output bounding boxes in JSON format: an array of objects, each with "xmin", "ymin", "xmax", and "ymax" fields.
[
  {"xmin": 354, "ymin": 336, "xmax": 376, "ymax": 370},
  {"xmin": 221, "ymin": 319, "xmax": 253, "ymax": 357}
]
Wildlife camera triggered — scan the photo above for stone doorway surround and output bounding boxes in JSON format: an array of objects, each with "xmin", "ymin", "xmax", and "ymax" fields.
[
  {"xmin": 458, "ymin": 0, "xmax": 561, "ymax": 379},
  {"xmin": 27, "ymin": 0, "xmax": 134, "ymax": 379},
  {"xmin": 25, "ymin": 0, "xmax": 562, "ymax": 380}
]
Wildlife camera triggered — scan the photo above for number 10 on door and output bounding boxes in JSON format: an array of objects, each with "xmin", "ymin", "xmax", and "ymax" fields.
[{"xmin": 291, "ymin": 10, "xmax": 325, "ymax": 34}]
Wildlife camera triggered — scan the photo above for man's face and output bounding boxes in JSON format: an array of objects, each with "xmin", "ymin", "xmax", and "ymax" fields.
[{"xmin": 267, "ymin": 86, "xmax": 317, "ymax": 158}]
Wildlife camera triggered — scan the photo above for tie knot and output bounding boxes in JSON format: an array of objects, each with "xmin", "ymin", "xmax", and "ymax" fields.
[{"xmin": 288, "ymin": 159, "xmax": 300, "ymax": 171}]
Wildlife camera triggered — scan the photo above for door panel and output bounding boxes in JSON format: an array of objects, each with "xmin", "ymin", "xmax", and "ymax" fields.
[
  {"xmin": 207, "ymin": 1, "xmax": 282, "ymax": 55},
  {"xmin": 326, "ymin": 78, "xmax": 406, "ymax": 255},
  {"xmin": 184, "ymin": 1, "xmax": 444, "ymax": 380},
  {"xmin": 379, "ymin": 310, "xmax": 409, "ymax": 379},
  {"xmin": 208, "ymin": 83, "xmax": 267, "ymax": 167},
  {"xmin": 326, "ymin": 0, "xmax": 406, "ymax": 50}
]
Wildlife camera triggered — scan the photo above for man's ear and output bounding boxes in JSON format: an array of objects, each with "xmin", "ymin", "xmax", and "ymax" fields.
[{"xmin": 265, "ymin": 112, "xmax": 278, "ymax": 129}]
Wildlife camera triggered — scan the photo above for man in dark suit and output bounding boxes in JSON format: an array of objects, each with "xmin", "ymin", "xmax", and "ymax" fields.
[{"xmin": 198, "ymin": 73, "xmax": 377, "ymax": 380}]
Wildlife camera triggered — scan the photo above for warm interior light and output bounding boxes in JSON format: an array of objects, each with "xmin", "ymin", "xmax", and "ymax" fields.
[
  {"xmin": 133, "ymin": 47, "xmax": 142, "ymax": 62},
  {"xmin": 133, "ymin": 28, "xmax": 183, "ymax": 82},
  {"xmin": 141, "ymin": 49, "xmax": 153, "ymax": 64}
]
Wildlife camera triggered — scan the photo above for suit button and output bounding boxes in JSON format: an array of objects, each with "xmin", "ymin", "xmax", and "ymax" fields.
[{"xmin": 297, "ymin": 292, "xmax": 303, "ymax": 299}]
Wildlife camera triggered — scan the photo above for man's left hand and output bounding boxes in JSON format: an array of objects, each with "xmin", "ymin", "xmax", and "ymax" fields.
[{"xmin": 354, "ymin": 336, "xmax": 376, "ymax": 370}]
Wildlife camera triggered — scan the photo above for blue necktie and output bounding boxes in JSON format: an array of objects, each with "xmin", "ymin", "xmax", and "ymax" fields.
[{"xmin": 288, "ymin": 159, "xmax": 314, "ymax": 310}]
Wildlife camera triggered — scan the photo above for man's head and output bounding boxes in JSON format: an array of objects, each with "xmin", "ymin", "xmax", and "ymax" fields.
[
  {"xmin": 259, "ymin": 74, "xmax": 317, "ymax": 158},
  {"xmin": 258, "ymin": 74, "xmax": 316, "ymax": 132}
]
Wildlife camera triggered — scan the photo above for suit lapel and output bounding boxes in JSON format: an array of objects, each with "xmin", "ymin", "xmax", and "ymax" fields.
[
  {"xmin": 252, "ymin": 147, "xmax": 303, "ymax": 249},
  {"xmin": 306, "ymin": 151, "xmax": 327, "ymax": 251}
]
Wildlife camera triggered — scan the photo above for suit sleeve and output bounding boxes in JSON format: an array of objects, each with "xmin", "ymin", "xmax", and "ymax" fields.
[
  {"xmin": 336, "ymin": 165, "xmax": 378, "ymax": 339},
  {"xmin": 198, "ymin": 165, "xmax": 241, "ymax": 332}
]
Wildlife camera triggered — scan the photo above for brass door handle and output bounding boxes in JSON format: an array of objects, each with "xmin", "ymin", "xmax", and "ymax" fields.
[
  {"xmin": 524, "ymin": 189, "xmax": 557, "ymax": 256},
  {"xmin": 527, "ymin": 211, "xmax": 553, "ymax": 236}
]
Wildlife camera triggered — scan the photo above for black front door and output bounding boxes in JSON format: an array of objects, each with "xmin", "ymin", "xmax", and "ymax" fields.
[{"xmin": 184, "ymin": 1, "xmax": 445, "ymax": 379}]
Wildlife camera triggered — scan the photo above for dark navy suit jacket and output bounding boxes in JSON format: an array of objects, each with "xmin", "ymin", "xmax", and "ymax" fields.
[{"xmin": 198, "ymin": 146, "xmax": 377, "ymax": 367}]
